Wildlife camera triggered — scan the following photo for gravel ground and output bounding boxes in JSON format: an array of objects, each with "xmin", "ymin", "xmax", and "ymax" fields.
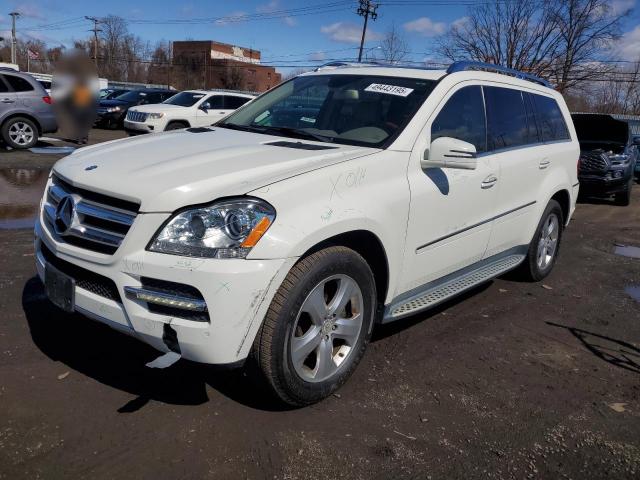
[{"xmin": 1, "ymin": 129, "xmax": 639, "ymax": 479}]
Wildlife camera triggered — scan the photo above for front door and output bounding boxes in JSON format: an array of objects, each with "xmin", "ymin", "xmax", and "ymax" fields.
[
  {"xmin": 399, "ymin": 84, "xmax": 500, "ymax": 295},
  {"xmin": 196, "ymin": 95, "xmax": 226, "ymax": 126}
]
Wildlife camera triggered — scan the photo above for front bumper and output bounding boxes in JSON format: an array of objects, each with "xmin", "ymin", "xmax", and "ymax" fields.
[
  {"xmin": 34, "ymin": 212, "xmax": 295, "ymax": 365},
  {"xmin": 95, "ymin": 111, "xmax": 124, "ymax": 126},
  {"xmin": 578, "ymin": 172, "xmax": 632, "ymax": 196},
  {"xmin": 123, "ymin": 119, "xmax": 156, "ymax": 134}
]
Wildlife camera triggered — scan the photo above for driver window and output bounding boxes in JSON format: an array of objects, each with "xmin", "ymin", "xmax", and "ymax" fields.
[{"xmin": 431, "ymin": 86, "xmax": 487, "ymax": 153}]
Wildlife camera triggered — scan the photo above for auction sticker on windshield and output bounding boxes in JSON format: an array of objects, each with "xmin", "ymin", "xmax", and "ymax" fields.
[{"xmin": 365, "ymin": 83, "xmax": 414, "ymax": 97}]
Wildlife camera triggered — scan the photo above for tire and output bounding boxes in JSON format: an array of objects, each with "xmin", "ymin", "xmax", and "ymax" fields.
[
  {"xmin": 517, "ymin": 199, "xmax": 564, "ymax": 282},
  {"xmin": 252, "ymin": 246, "xmax": 376, "ymax": 406},
  {"xmin": 614, "ymin": 181, "xmax": 632, "ymax": 206},
  {"xmin": 2, "ymin": 117, "xmax": 39, "ymax": 149},
  {"xmin": 165, "ymin": 122, "xmax": 188, "ymax": 131}
]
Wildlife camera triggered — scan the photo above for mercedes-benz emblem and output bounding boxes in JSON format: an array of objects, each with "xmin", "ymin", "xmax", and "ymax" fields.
[{"xmin": 54, "ymin": 195, "xmax": 76, "ymax": 235}]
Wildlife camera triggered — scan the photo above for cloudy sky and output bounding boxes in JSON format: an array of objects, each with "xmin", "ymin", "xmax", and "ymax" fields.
[{"xmin": 1, "ymin": 0, "xmax": 638, "ymax": 68}]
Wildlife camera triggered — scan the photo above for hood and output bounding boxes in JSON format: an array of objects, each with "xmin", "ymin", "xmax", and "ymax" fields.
[
  {"xmin": 571, "ymin": 114, "xmax": 629, "ymax": 146},
  {"xmin": 53, "ymin": 128, "xmax": 377, "ymax": 212}
]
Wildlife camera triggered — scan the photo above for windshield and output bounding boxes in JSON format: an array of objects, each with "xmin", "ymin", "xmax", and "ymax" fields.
[
  {"xmin": 164, "ymin": 91, "xmax": 206, "ymax": 107},
  {"xmin": 218, "ymin": 74, "xmax": 436, "ymax": 148},
  {"xmin": 114, "ymin": 91, "xmax": 144, "ymax": 102}
]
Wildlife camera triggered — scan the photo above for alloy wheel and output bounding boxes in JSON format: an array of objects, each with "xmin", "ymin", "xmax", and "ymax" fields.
[
  {"xmin": 536, "ymin": 213, "xmax": 559, "ymax": 270},
  {"xmin": 290, "ymin": 274, "xmax": 363, "ymax": 383}
]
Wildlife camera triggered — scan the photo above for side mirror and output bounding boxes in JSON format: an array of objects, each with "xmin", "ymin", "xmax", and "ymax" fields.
[
  {"xmin": 633, "ymin": 136, "xmax": 640, "ymax": 146},
  {"xmin": 199, "ymin": 104, "xmax": 210, "ymax": 113},
  {"xmin": 422, "ymin": 136, "xmax": 478, "ymax": 170}
]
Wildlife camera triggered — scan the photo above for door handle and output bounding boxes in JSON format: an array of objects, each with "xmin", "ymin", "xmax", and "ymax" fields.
[
  {"xmin": 217, "ymin": 111, "xmax": 227, "ymax": 114},
  {"xmin": 1, "ymin": 98, "xmax": 15, "ymax": 103},
  {"xmin": 481, "ymin": 175, "xmax": 498, "ymax": 189},
  {"xmin": 539, "ymin": 159, "xmax": 551, "ymax": 169}
]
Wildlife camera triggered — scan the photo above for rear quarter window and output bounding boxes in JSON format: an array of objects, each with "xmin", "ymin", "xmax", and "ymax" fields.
[
  {"xmin": 225, "ymin": 96, "xmax": 251, "ymax": 109},
  {"xmin": 533, "ymin": 94, "xmax": 570, "ymax": 142}
]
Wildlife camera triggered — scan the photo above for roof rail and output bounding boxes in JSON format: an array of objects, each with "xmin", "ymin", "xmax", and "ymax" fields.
[
  {"xmin": 446, "ymin": 61, "xmax": 552, "ymax": 88},
  {"xmin": 314, "ymin": 61, "xmax": 380, "ymax": 71}
]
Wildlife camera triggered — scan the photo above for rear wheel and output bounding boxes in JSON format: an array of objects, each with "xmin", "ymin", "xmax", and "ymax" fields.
[
  {"xmin": 252, "ymin": 246, "xmax": 376, "ymax": 406},
  {"xmin": 2, "ymin": 117, "xmax": 38, "ymax": 149},
  {"xmin": 517, "ymin": 200, "xmax": 563, "ymax": 282}
]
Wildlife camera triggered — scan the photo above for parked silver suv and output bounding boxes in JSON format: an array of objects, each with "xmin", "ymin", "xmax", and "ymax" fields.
[{"xmin": 0, "ymin": 69, "xmax": 57, "ymax": 149}]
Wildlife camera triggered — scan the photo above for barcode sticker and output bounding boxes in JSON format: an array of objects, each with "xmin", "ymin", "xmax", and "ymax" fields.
[{"xmin": 364, "ymin": 83, "xmax": 414, "ymax": 97}]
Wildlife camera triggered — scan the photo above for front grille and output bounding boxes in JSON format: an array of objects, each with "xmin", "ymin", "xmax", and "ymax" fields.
[
  {"xmin": 40, "ymin": 242, "xmax": 121, "ymax": 302},
  {"xmin": 42, "ymin": 174, "xmax": 139, "ymax": 255},
  {"xmin": 140, "ymin": 277, "xmax": 210, "ymax": 322},
  {"xmin": 579, "ymin": 150, "xmax": 609, "ymax": 173},
  {"xmin": 126, "ymin": 110, "xmax": 148, "ymax": 122}
]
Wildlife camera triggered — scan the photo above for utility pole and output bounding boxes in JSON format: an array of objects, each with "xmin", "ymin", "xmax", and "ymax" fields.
[
  {"xmin": 85, "ymin": 16, "xmax": 102, "ymax": 69},
  {"xmin": 9, "ymin": 12, "xmax": 20, "ymax": 65},
  {"xmin": 356, "ymin": 0, "xmax": 378, "ymax": 63}
]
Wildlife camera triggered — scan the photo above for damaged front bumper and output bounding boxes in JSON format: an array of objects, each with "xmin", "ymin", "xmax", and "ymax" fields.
[{"xmin": 34, "ymin": 215, "xmax": 295, "ymax": 365}]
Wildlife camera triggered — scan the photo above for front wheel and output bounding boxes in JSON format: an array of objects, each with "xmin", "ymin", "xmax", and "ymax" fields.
[
  {"xmin": 252, "ymin": 246, "xmax": 376, "ymax": 406},
  {"xmin": 2, "ymin": 117, "xmax": 39, "ymax": 149},
  {"xmin": 614, "ymin": 181, "xmax": 632, "ymax": 206},
  {"xmin": 517, "ymin": 199, "xmax": 564, "ymax": 282}
]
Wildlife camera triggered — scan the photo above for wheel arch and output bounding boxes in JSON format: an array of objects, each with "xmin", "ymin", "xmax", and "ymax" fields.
[
  {"xmin": 165, "ymin": 119, "xmax": 191, "ymax": 129},
  {"xmin": 299, "ymin": 229, "xmax": 390, "ymax": 310},
  {"xmin": 550, "ymin": 189, "xmax": 570, "ymax": 226},
  {"xmin": 1, "ymin": 112, "xmax": 43, "ymax": 135}
]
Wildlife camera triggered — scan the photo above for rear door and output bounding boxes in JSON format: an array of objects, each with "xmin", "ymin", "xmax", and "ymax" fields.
[
  {"xmin": 483, "ymin": 85, "xmax": 541, "ymax": 257},
  {"xmin": 3, "ymin": 73, "xmax": 38, "ymax": 110}
]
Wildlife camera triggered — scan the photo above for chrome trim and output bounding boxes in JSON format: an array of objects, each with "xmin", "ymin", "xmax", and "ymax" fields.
[
  {"xmin": 124, "ymin": 286, "xmax": 208, "ymax": 312},
  {"xmin": 75, "ymin": 202, "xmax": 135, "ymax": 226},
  {"xmin": 416, "ymin": 201, "xmax": 537, "ymax": 252},
  {"xmin": 43, "ymin": 177, "xmax": 138, "ymax": 253}
]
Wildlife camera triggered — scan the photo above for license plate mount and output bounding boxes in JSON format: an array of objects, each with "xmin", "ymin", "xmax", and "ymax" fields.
[{"xmin": 44, "ymin": 263, "xmax": 75, "ymax": 313}]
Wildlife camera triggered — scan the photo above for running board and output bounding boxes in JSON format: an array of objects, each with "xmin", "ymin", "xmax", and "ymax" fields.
[{"xmin": 384, "ymin": 253, "xmax": 525, "ymax": 322}]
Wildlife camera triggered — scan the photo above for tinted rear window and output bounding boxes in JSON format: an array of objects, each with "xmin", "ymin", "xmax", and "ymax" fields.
[
  {"xmin": 533, "ymin": 95, "xmax": 570, "ymax": 142},
  {"xmin": 225, "ymin": 96, "xmax": 251, "ymax": 109},
  {"xmin": 431, "ymin": 85, "xmax": 487, "ymax": 153},
  {"xmin": 484, "ymin": 86, "xmax": 528, "ymax": 150},
  {"xmin": 5, "ymin": 75, "xmax": 34, "ymax": 92}
]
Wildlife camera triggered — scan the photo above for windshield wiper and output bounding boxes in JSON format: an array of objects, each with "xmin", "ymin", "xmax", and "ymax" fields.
[
  {"xmin": 217, "ymin": 123, "xmax": 267, "ymax": 133},
  {"xmin": 260, "ymin": 126, "xmax": 333, "ymax": 143}
]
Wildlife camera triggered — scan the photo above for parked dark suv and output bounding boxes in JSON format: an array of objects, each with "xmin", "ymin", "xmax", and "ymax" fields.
[
  {"xmin": 0, "ymin": 69, "xmax": 57, "ymax": 149},
  {"xmin": 96, "ymin": 88, "xmax": 175, "ymax": 128},
  {"xmin": 572, "ymin": 113, "xmax": 638, "ymax": 206}
]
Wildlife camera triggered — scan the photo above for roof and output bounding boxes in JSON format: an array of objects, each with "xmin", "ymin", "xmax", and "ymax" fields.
[{"xmin": 304, "ymin": 66, "xmax": 447, "ymax": 81}]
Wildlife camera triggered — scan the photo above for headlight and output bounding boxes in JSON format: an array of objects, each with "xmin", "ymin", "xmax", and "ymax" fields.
[
  {"xmin": 148, "ymin": 198, "xmax": 275, "ymax": 259},
  {"xmin": 148, "ymin": 112, "xmax": 164, "ymax": 119},
  {"xmin": 106, "ymin": 106, "xmax": 121, "ymax": 113}
]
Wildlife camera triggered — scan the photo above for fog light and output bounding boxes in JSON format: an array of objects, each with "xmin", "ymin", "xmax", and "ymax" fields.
[{"xmin": 124, "ymin": 286, "xmax": 207, "ymax": 311}]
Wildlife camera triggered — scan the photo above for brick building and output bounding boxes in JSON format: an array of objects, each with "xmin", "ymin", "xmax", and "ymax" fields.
[{"xmin": 168, "ymin": 41, "xmax": 281, "ymax": 92}]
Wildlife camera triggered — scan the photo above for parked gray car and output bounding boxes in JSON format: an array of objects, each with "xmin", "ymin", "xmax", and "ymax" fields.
[{"xmin": 0, "ymin": 69, "xmax": 57, "ymax": 149}]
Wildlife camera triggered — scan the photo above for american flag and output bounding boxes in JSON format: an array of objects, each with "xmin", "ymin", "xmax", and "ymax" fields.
[{"xmin": 27, "ymin": 49, "xmax": 39, "ymax": 60}]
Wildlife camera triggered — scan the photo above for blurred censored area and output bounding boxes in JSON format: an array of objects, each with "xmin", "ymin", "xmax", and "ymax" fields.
[{"xmin": 51, "ymin": 50, "xmax": 99, "ymax": 144}]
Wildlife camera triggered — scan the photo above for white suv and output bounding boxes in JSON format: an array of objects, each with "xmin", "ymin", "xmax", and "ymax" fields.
[
  {"xmin": 124, "ymin": 90, "xmax": 254, "ymax": 134},
  {"xmin": 36, "ymin": 62, "xmax": 579, "ymax": 406}
]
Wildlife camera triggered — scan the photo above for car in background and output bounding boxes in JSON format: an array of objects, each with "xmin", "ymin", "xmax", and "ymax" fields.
[
  {"xmin": 99, "ymin": 88, "xmax": 130, "ymax": 100},
  {"xmin": 0, "ymin": 69, "xmax": 57, "ymax": 149},
  {"xmin": 572, "ymin": 113, "xmax": 638, "ymax": 206},
  {"xmin": 96, "ymin": 89, "xmax": 175, "ymax": 129},
  {"xmin": 124, "ymin": 90, "xmax": 255, "ymax": 135}
]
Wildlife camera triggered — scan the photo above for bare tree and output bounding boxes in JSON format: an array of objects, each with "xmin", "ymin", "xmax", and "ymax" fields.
[
  {"xmin": 376, "ymin": 24, "xmax": 409, "ymax": 64},
  {"xmin": 437, "ymin": 0, "xmax": 629, "ymax": 92},
  {"xmin": 218, "ymin": 65, "xmax": 246, "ymax": 90},
  {"xmin": 548, "ymin": 0, "xmax": 630, "ymax": 92},
  {"xmin": 438, "ymin": 0, "xmax": 561, "ymax": 76}
]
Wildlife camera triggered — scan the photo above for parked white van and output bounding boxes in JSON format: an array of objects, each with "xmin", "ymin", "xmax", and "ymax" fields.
[
  {"xmin": 36, "ymin": 62, "xmax": 579, "ymax": 405},
  {"xmin": 124, "ymin": 90, "xmax": 255, "ymax": 134}
]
